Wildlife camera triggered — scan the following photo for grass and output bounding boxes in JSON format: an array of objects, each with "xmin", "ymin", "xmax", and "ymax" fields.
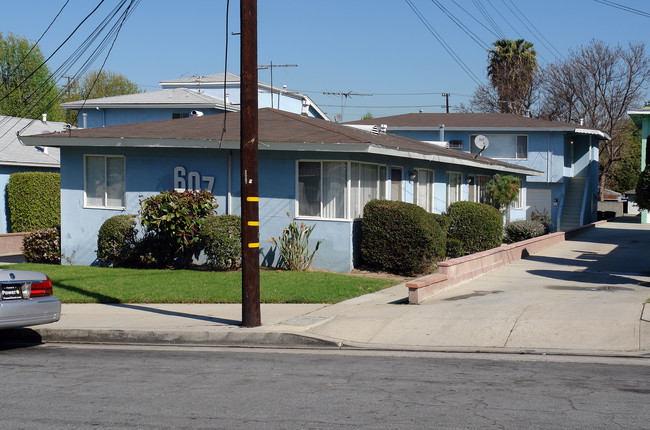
[{"xmin": 4, "ymin": 264, "xmax": 398, "ymax": 304}]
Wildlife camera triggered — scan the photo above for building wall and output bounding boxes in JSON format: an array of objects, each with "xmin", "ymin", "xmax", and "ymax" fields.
[
  {"xmin": 60, "ymin": 145, "xmax": 527, "ymax": 272},
  {"xmin": 78, "ymin": 107, "xmax": 224, "ymax": 129},
  {"xmin": 0, "ymin": 166, "xmax": 59, "ymax": 234}
]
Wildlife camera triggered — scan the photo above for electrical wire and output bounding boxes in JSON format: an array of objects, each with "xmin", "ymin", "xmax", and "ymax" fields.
[
  {"xmin": 593, "ymin": 0, "xmax": 650, "ymax": 18},
  {"xmin": 219, "ymin": 0, "xmax": 230, "ymax": 148},
  {"xmin": 430, "ymin": 0, "xmax": 490, "ymax": 51},
  {"xmin": 404, "ymin": 0, "xmax": 483, "ymax": 87}
]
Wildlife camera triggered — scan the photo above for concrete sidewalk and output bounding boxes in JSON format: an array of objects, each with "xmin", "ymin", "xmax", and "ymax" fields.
[{"xmin": 3, "ymin": 217, "xmax": 650, "ymax": 357}]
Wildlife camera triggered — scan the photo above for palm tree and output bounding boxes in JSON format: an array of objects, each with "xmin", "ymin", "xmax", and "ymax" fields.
[{"xmin": 487, "ymin": 39, "xmax": 537, "ymax": 115}]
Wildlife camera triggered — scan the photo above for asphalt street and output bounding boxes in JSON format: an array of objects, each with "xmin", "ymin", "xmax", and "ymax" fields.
[{"xmin": 1, "ymin": 344, "xmax": 649, "ymax": 429}]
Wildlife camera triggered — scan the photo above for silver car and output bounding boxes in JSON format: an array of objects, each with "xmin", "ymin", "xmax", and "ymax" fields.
[{"xmin": 0, "ymin": 269, "xmax": 61, "ymax": 329}]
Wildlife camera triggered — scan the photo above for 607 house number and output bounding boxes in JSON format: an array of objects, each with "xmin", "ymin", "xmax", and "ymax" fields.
[{"xmin": 173, "ymin": 166, "xmax": 215, "ymax": 192}]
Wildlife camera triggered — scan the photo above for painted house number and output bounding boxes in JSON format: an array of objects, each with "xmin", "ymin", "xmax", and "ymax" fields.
[{"xmin": 173, "ymin": 166, "xmax": 215, "ymax": 192}]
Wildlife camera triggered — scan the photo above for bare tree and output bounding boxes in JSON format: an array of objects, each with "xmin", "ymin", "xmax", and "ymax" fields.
[{"xmin": 539, "ymin": 40, "xmax": 650, "ymax": 197}]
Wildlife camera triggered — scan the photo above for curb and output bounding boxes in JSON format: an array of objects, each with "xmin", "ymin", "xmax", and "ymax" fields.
[{"xmin": 0, "ymin": 327, "xmax": 341, "ymax": 348}]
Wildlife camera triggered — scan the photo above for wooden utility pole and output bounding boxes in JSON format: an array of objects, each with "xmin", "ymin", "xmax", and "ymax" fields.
[
  {"xmin": 442, "ymin": 93, "xmax": 450, "ymax": 113},
  {"xmin": 240, "ymin": 0, "xmax": 261, "ymax": 327}
]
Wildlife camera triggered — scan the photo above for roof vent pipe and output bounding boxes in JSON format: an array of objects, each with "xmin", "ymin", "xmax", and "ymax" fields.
[
  {"xmin": 82, "ymin": 113, "xmax": 87, "ymax": 129},
  {"xmin": 439, "ymin": 124, "xmax": 445, "ymax": 142},
  {"xmin": 379, "ymin": 124, "xmax": 388, "ymax": 134},
  {"xmin": 580, "ymin": 118, "xmax": 584, "ymax": 126},
  {"xmin": 42, "ymin": 113, "xmax": 47, "ymax": 122},
  {"xmin": 190, "ymin": 110, "xmax": 204, "ymax": 117}
]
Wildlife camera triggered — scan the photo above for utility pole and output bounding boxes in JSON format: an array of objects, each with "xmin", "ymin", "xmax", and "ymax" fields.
[
  {"xmin": 442, "ymin": 93, "xmax": 450, "ymax": 113},
  {"xmin": 257, "ymin": 62, "xmax": 297, "ymax": 109},
  {"xmin": 323, "ymin": 91, "xmax": 371, "ymax": 122},
  {"xmin": 62, "ymin": 75, "xmax": 74, "ymax": 98},
  {"xmin": 240, "ymin": 0, "xmax": 261, "ymax": 327}
]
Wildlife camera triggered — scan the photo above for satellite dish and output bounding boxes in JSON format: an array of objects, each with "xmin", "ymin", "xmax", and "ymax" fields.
[{"xmin": 474, "ymin": 135, "xmax": 490, "ymax": 150}]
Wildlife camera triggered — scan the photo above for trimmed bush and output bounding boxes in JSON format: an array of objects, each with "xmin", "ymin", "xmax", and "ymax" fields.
[
  {"xmin": 22, "ymin": 227, "xmax": 60, "ymax": 264},
  {"xmin": 97, "ymin": 215, "xmax": 138, "ymax": 267},
  {"xmin": 503, "ymin": 220, "xmax": 546, "ymax": 244},
  {"xmin": 447, "ymin": 201, "xmax": 503, "ymax": 254},
  {"xmin": 361, "ymin": 200, "xmax": 443, "ymax": 276},
  {"xmin": 200, "ymin": 215, "xmax": 242, "ymax": 271},
  {"xmin": 636, "ymin": 169, "xmax": 650, "ymax": 211},
  {"xmin": 446, "ymin": 238, "xmax": 464, "ymax": 259},
  {"xmin": 428, "ymin": 213, "xmax": 448, "ymax": 260},
  {"xmin": 7, "ymin": 172, "xmax": 60, "ymax": 232}
]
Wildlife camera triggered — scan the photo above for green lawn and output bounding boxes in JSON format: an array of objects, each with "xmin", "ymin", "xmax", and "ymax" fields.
[{"xmin": 5, "ymin": 264, "xmax": 398, "ymax": 304}]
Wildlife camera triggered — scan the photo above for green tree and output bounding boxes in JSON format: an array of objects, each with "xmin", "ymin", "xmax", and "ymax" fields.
[
  {"xmin": 63, "ymin": 69, "xmax": 142, "ymax": 125},
  {"xmin": 484, "ymin": 174, "xmax": 520, "ymax": 223},
  {"xmin": 361, "ymin": 112, "xmax": 374, "ymax": 120},
  {"xmin": 0, "ymin": 33, "xmax": 64, "ymax": 121},
  {"xmin": 487, "ymin": 39, "xmax": 538, "ymax": 115},
  {"xmin": 636, "ymin": 169, "xmax": 650, "ymax": 211},
  {"xmin": 607, "ymin": 120, "xmax": 641, "ymax": 192}
]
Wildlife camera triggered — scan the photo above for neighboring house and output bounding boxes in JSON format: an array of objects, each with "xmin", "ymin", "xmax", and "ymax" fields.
[
  {"xmin": 159, "ymin": 72, "xmax": 330, "ymax": 121},
  {"xmin": 347, "ymin": 113, "xmax": 610, "ymax": 230},
  {"xmin": 627, "ymin": 106, "xmax": 650, "ymax": 223},
  {"xmin": 20, "ymin": 109, "xmax": 539, "ymax": 272},
  {"xmin": 61, "ymin": 88, "xmax": 237, "ymax": 129},
  {"xmin": 0, "ymin": 115, "xmax": 64, "ymax": 233}
]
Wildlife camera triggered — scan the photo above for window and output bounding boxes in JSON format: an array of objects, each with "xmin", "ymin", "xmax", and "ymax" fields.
[
  {"xmin": 172, "ymin": 112, "xmax": 189, "ymax": 119},
  {"xmin": 470, "ymin": 134, "xmax": 528, "ymax": 159},
  {"xmin": 297, "ymin": 161, "xmax": 386, "ymax": 219},
  {"xmin": 85, "ymin": 155, "xmax": 125, "ymax": 208},
  {"xmin": 448, "ymin": 139, "xmax": 463, "ymax": 149},
  {"xmin": 468, "ymin": 174, "xmax": 489, "ymax": 203},
  {"xmin": 447, "ymin": 172, "xmax": 462, "ymax": 206},
  {"xmin": 414, "ymin": 169, "xmax": 434, "ymax": 212}
]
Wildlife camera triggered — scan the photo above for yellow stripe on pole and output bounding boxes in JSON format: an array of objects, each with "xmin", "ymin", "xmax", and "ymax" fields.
[
  {"xmin": 246, "ymin": 197, "xmax": 259, "ymax": 202},
  {"xmin": 248, "ymin": 221, "xmax": 259, "ymax": 226},
  {"xmin": 248, "ymin": 243, "xmax": 260, "ymax": 248}
]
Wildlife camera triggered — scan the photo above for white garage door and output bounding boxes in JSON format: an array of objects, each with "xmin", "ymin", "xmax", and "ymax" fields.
[{"xmin": 527, "ymin": 189, "xmax": 551, "ymax": 219}]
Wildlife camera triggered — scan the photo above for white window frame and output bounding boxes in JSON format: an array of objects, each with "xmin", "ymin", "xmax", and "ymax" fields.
[
  {"xmin": 447, "ymin": 172, "xmax": 462, "ymax": 207},
  {"xmin": 295, "ymin": 160, "xmax": 387, "ymax": 220},
  {"xmin": 83, "ymin": 154, "xmax": 126, "ymax": 210},
  {"xmin": 513, "ymin": 180, "xmax": 524, "ymax": 209},
  {"xmin": 413, "ymin": 169, "xmax": 435, "ymax": 212},
  {"xmin": 468, "ymin": 174, "xmax": 490, "ymax": 203}
]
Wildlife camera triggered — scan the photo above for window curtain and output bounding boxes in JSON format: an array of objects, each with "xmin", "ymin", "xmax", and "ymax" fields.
[
  {"xmin": 298, "ymin": 162, "xmax": 321, "ymax": 216},
  {"xmin": 106, "ymin": 157, "xmax": 125, "ymax": 207},
  {"xmin": 322, "ymin": 162, "xmax": 346, "ymax": 218},
  {"xmin": 85, "ymin": 156, "xmax": 105, "ymax": 207}
]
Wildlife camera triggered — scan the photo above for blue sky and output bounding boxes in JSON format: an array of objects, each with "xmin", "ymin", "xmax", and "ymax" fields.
[{"xmin": 1, "ymin": 0, "xmax": 649, "ymax": 121}]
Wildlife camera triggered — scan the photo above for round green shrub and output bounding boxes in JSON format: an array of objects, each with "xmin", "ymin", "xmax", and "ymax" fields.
[
  {"xmin": 200, "ymin": 215, "xmax": 242, "ymax": 271},
  {"xmin": 97, "ymin": 215, "xmax": 138, "ymax": 266},
  {"xmin": 361, "ymin": 200, "xmax": 443, "ymax": 276},
  {"xmin": 503, "ymin": 220, "xmax": 546, "ymax": 244},
  {"xmin": 447, "ymin": 201, "xmax": 503, "ymax": 254},
  {"xmin": 22, "ymin": 227, "xmax": 60, "ymax": 264},
  {"xmin": 446, "ymin": 238, "xmax": 464, "ymax": 259}
]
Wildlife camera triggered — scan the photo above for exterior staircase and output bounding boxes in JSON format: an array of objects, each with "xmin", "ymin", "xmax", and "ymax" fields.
[{"xmin": 560, "ymin": 177, "xmax": 586, "ymax": 230}]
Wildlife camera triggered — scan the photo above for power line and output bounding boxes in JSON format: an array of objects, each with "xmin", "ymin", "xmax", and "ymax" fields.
[
  {"xmin": 430, "ymin": 0, "xmax": 490, "ymax": 51},
  {"xmin": 404, "ymin": 0, "xmax": 483, "ymax": 87},
  {"xmin": 323, "ymin": 91, "xmax": 371, "ymax": 122},
  {"xmin": 593, "ymin": 0, "xmax": 650, "ymax": 18}
]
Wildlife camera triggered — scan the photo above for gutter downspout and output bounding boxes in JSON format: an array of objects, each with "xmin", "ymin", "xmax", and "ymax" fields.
[{"xmin": 557, "ymin": 179, "xmax": 568, "ymax": 231}]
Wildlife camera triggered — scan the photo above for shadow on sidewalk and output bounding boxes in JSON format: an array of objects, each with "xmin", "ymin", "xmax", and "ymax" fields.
[{"xmin": 104, "ymin": 303, "xmax": 241, "ymax": 326}]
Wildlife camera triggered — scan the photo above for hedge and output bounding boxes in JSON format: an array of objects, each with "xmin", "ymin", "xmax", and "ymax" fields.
[
  {"xmin": 200, "ymin": 214, "xmax": 242, "ymax": 271},
  {"xmin": 96, "ymin": 215, "xmax": 138, "ymax": 267},
  {"xmin": 360, "ymin": 199, "xmax": 444, "ymax": 276},
  {"xmin": 7, "ymin": 171, "xmax": 60, "ymax": 232},
  {"xmin": 447, "ymin": 201, "xmax": 503, "ymax": 254}
]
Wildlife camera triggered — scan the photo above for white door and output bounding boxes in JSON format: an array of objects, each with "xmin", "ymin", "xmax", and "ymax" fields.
[{"xmin": 527, "ymin": 189, "xmax": 551, "ymax": 219}]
